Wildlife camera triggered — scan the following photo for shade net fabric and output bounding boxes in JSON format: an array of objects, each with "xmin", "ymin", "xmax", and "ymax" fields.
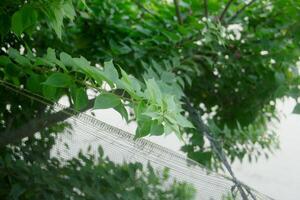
[{"xmin": 0, "ymin": 82, "xmax": 273, "ymax": 200}]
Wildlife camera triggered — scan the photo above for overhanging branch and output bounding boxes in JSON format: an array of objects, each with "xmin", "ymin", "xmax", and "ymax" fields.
[
  {"xmin": 203, "ymin": 0, "xmax": 208, "ymax": 18},
  {"xmin": 173, "ymin": 0, "xmax": 183, "ymax": 24},
  {"xmin": 228, "ymin": 0, "xmax": 257, "ymax": 23},
  {"xmin": 219, "ymin": 0, "xmax": 234, "ymax": 22},
  {"xmin": 183, "ymin": 96, "xmax": 256, "ymax": 200}
]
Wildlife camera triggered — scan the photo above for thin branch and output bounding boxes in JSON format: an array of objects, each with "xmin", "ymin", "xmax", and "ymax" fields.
[
  {"xmin": 134, "ymin": 1, "xmax": 165, "ymax": 24},
  {"xmin": 203, "ymin": 0, "xmax": 208, "ymax": 18},
  {"xmin": 0, "ymin": 98, "xmax": 95, "ymax": 147},
  {"xmin": 67, "ymin": 92, "xmax": 74, "ymax": 107},
  {"xmin": 228, "ymin": 0, "xmax": 257, "ymax": 23},
  {"xmin": 173, "ymin": 0, "xmax": 183, "ymax": 24},
  {"xmin": 219, "ymin": 0, "xmax": 234, "ymax": 22}
]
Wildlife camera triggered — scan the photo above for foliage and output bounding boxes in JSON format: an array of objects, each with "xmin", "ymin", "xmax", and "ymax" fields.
[
  {"xmin": 0, "ymin": 83, "xmax": 195, "ymax": 199},
  {"xmin": 0, "ymin": 135, "xmax": 195, "ymax": 200},
  {"xmin": 1, "ymin": 0, "xmax": 300, "ymax": 169}
]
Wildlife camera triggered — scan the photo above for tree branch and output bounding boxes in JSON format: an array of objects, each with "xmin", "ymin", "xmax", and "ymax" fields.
[
  {"xmin": 219, "ymin": 0, "xmax": 234, "ymax": 22},
  {"xmin": 134, "ymin": 1, "xmax": 165, "ymax": 24},
  {"xmin": 183, "ymin": 96, "xmax": 253, "ymax": 200},
  {"xmin": 173, "ymin": 0, "xmax": 183, "ymax": 24},
  {"xmin": 203, "ymin": 0, "xmax": 208, "ymax": 18},
  {"xmin": 0, "ymin": 98, "xmax": 95, "ymax": 147},
  {"xmin": 228, "ymin": 0, "xmax": 257, "ymax": 23}
]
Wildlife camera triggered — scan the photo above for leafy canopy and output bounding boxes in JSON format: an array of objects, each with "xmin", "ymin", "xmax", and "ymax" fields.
[{"xmin": 1, "ymin": 0, "xmax": 300, "ymax": 169}]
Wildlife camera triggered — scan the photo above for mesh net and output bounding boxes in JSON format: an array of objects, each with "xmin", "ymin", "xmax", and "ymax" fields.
[{"xmin": 0, "ymin": 82, "xmax": 273, "ymax": 200}]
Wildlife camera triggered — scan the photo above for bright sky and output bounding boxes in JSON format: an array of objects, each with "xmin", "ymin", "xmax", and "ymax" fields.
[{"xmin": 232, "ymin": 98, "xmax": 300, "ymax": 200}]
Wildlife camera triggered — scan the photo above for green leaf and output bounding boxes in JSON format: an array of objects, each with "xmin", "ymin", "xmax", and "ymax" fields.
[
  {"xmin": 142, "ymin": 111, "xmax": 160, "ymax": 120},
  {"xmin": 103, "ymin": 60, "xmax": 119, "ymax": 82},
  {"xmin": 43, "ymin": 73, "xmax": 72, "ymax": 88},
  {"xmin": 144, "ymin": 78, "xmax": 162, "ymax": 104},
  {"xmin": 63, "ymin": 1, "xmax": 76, "ymax": 21},
  {"xmin": 43, "ymin": 3, "xmax": 66, "ymax": 39},
  {"xmin": 26, "ymin": 74, "xmax": 43, "ymax": 94},
  {"xmin": 150, "ymin": 120, "xmax": 164, "ymax": 136},
  {"xmin": 135, "ymin": 120, "xmax": 151, "ymax": 138},
  {"xmin": 189, "ymin": 151, "xmax": 212, "ymax": 165},
  {"xmin": 94, "ymin": 93, "xmax": 121, "ymax": 109},
  {"xmin": 4, "ymin": 63, "xmax": 21, "ymax": 77},
  {"xmin": 117, "ymin": 68, "xmax": 143, "ymax": 98},
  {"xmin": 42, "ymin": 85, "xmax": 57, "ymax": 100},
  {"xmin": 114, "ymin": 104, "xmax": 128, "ymax": 122},
  {"xmin": 45, "ymin": 48, "xmax": 67, "ymax": 71},
  {"xmin": 175, "ymin": 114, "xmax": 194, "ymax": 128},
  {"xmin": 293, "ymin": 103, "xmax": 300, "ymax": 114},
  {"xmin": 72, "ymin": 88, "xmax": 88, "ymax": 110},
  {"xmin": 8, "ymin": 48, "xmax": 31, "ymax": 66},
  {"xmin": 0, "ymin": 55, "xmax": 11, "ymax": 65},
  {"xmin": 60, "ymin": 52, "xmax": 74, "ymax": 67},
  {"xmin": 73, "ymin": 56, "xmax": 103, "ymax": 84},
  {"xmin": 11, "ymin": 5, "xmax": 38, "ymax": 36}
]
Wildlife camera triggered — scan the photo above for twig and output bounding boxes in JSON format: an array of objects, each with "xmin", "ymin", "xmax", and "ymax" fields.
[
  {"xmin": 67, "ymin": 92, "xmax": 74, "ymax": 107},
  {"xmin": 173, "ymin": 0, "xmax": 183, "ymax": 24},
  {"xmin": 228, "ymin": 0, "xmax": 257, "ymax": 23},
  {"xmin": 219, "ymin": 0, "xmax": 234, "ymax": 22},
  {"xmin": 203, "ymin": 0, "xmax": 208, "ymax": 18}
]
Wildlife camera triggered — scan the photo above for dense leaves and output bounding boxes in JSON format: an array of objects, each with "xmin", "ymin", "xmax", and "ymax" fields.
[
  {"xmin": 1, "ymin": 0, "xmax": 300, "ymax": 170},
  {"xmin": 0, "ymin": 136, "xmax": 195, "ymax": 200}
]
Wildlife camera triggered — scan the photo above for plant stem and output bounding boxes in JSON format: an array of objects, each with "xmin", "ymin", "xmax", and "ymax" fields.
[{"xmin": 173, "ymin": 0, "xmax": 183, "ymax": 24}]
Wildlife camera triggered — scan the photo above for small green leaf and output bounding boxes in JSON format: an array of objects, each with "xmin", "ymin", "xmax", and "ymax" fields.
[
  {"xmin": 4, "ymin": 63, "xmax": 21, "ymax": 77},
  {"xmin": 43, "ymin": 73, "xmax": 72, "ymax": 88},
  {"xmin": 45, "ymin": 48, "xmax": 67, "ymax": 71},
  {"xmin": 42, "ymin": 85, "xmax": 57, "ymax": 100},
  {"xmin": 135, "ymin": 120, "xmax": 151, "ymax": 138},
  {"xmin": 103, "ymin": 60, "xmax": 119, "ymax": 82},
  {"xmin": 0, "ymin": 55, "xmax": 11, "ymax": 65},
  {"xmin": 63, "ymin": 1, "xmax": 76, "ymax": 21},
  {"xmin": 60, "ymin": 52, "xmax": 74, "ymax": 67},
  {"xmin": 11, "ymin": 5, "xmax": 38, "ymax": 36},
  {"xmin": 73, "ymin": 56, "xmax": 103, "ymax": 84},
  {"xmin": 150, "ymin": 120, "xmax": 164, "ymax": 136},
  {"xmin": 293, "ymin": 103, "xmax": 300, "ymax": 114},
  {"xmin": 144, "ymin": 78, "xmax": 162, "ymax": 104},
  {"xmin": 26, "ymin": 74, "xmax": 43, "ymax": 94},
  {"xmin": 94, "ymin": 93, "xmax": 121, "ymax": 109},
  {"xmin": 142, "ymin": 111, "xmax": 160, "ymax": 120},
  {"xmin": 117, "ymin": 68, "xmax": 143, "ymax": 99},
  {"xmin": 175, "ymin": 114, "xmax": 194, "ymax": 128},
  {"xmin": 8, "ymin": 48, "xmax": 31, "ymax": 66},
  {"xmin": 45, "ymin": 5, "xmax": 64, "ymax": 38},
  {"xmin": 189, "ymin": 151, "xmax": 212, "ymax": 165},
  {"xmin": 114, "ymin": 104, "xmax": 128, "ymax": 122},
  {"xmin": 73, "ymin": 88, "xmax": 88, "ymax": 110}
]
